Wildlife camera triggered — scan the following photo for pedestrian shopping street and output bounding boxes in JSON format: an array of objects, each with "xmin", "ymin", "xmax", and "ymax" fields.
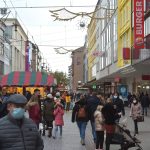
[{"xmin": 43, "ymin": 108, "xmax": 150, "ymax": 150}]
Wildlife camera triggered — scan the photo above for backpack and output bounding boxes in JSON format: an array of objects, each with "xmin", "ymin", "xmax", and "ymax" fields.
[{"xmin": 77, "ymin": 106, "xmax": 86, "ymax": 118}]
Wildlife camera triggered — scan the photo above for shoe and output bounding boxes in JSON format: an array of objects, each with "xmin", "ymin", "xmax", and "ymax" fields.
[
  {"xmin": 80, "ymin": 139, "xmax": 85, "ymax": 145},
  {"xmin": 48, "ymin": 135, "xmax": 52, "ymax": 138},
  {"xmin": 52, "ymin": 136, "xmax": 56, "ymax": 139}
]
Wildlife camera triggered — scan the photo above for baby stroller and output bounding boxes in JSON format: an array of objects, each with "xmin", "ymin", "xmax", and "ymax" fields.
[{"xmin": 111, "ymin": 119, "xmax": 143, "ymax": 150}]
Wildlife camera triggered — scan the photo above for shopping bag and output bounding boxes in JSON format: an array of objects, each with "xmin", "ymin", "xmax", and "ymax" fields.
[{"xmin": 137, "ymin": 115, "xmax": 144, "ymax": 122}]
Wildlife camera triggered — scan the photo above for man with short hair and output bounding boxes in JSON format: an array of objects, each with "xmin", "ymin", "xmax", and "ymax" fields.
[
  {"xmin": 0, "ymin": 94, "xmax": 44, "ymax": 150},
  {"xmin": 86, "ymin": 88, "xmax": 101, "ymax": 143}
]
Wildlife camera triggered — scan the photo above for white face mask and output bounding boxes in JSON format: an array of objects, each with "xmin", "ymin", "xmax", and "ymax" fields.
[
  {"xmin": 114, "ymin": 96, "xmax": 117, "ymax": 99},
  {"xmin": 133, "ymin": 100, "xmax": 137, "ymax": 104}
]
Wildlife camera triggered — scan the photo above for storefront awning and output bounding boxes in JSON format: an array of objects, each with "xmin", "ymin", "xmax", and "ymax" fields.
[{"xmin": 0, "ymin": 71, "xmax": 54, "ymax": 87}]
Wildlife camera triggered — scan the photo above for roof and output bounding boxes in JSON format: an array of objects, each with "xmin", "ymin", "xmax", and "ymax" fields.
[{"xmin": 0, "ymin": 71, "xmax": 54, "ymax": 86}]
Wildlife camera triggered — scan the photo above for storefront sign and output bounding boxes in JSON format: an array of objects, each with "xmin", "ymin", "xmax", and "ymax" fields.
[
  {"xmin": 134, "ymin": 0, "xmax": 144, "ymax": 49},
  {"xmin": 142, "ymin": 75, "xmax": 150, "ymax": 80}
]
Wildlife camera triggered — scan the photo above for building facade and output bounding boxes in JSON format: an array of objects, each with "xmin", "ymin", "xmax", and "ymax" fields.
[
  {"xmin": 0, "ymin": 21, "xmax": 12, "ymax": 75},
  {"xmin": 4, "ymin": 18, "xmax": 28, "ymax": 72},
  {"xmin": 71, "ymin": 46, "xmax": 84, "ymax": 92},
  {"xmin": 87, "ymin": 12, "xmax": 97, "ymax": 82}
]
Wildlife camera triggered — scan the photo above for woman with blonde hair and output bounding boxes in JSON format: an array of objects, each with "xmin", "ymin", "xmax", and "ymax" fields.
[{"xmin": 94, "ymin": 105, "xmax": 105, "ymax": 150}]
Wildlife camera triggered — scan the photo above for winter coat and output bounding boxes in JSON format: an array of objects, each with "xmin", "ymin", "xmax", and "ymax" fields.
[
  {"xmin": 72, "ymin": 99, "xmax": 88, "ymax": 123},
  {"xmin": 113, "ymin": 97, "xmax": 125, "ymax": 115},
  {"xmin": 28, "ymin": 103, "xmax": 41, "ymax": 124},
  {"xmin": 130, "ymin": 102, "xmax": 142, "ymax": 120},
  {"xmin": 94, "ymin": 110, "xmax": 105, "ymax": 131},
  {"xmin": 102, "ymin": 103, "xmax": 119, "ymax": 125},
  {"xmin": 43, "ymin": 98, "xmax": 55, "ymax": 122},
  {"xmin": 141, "ymin": 95, "xmax": 149, "ymax": 107},
  {"xmin": 27, "ymin": 95, "xmax": 41, "ymax": 124},
  {"xmin": 53, "ymin": 106, "xmax": 64, "ymax": 126},
  {"xmin": 0, "ymin": 114, "xmax": 44, "ymax": 150},
  {"xmin": 86, "ymin": 95, "xmax": 101, "ymax": 122}
]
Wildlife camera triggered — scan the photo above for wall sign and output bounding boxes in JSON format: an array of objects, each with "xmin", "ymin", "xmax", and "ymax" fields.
[{"xmin": 134, "ymin": 0, "xmax": 144, "ymax": 49}]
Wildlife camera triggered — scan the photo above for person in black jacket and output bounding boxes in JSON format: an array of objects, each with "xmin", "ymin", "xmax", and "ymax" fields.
[
  {"xmin": 113, "ymin": 92, "xmax": 125, "ymax": 123},
  {"xmin": 86, "ymin": 89, "xmax": 102, "ymax": 143},
  {"xmin": 141, "ymin": 93, "xmax": 149, "ymax": 116},
  {"xmin": 102, "ymin": 98, "xmax": 120, "ymax": 150},
  {"xmin": 0, "ymin": 94, "xmax": 44, "ymax": 150},
  {"xmin": 72, "ymin": 94, "xmax": 88, "ymax": 145}
]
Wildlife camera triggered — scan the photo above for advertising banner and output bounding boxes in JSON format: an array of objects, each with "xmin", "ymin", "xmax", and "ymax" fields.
[
  {"xmin": 25, "ymin": 41, "xmax": 30, "ymax": 71},
  {"xmin": 134, "ymin": 0, "xmax": 144, "ymax": 49}
]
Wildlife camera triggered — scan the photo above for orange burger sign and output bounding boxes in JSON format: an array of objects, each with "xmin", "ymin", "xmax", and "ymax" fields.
[{"xmin": 134, "ymin": 0, "xmax": 144, "ymax": 49}]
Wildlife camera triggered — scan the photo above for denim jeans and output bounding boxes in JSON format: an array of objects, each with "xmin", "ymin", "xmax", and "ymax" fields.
[
  {"xmin": 77, "ymin": 121, "xmax": 87, "ymax": 140},
  {"xmin": 142, "ymin": 107, "xmax": 148, "ymax": 116},
  {"xmin": 90, "ymin": 121, "xmax": 96, "ymax": 142},
  {"xmin": 54, "ymin": 125, "xmax": 62, "ymax": 137}
]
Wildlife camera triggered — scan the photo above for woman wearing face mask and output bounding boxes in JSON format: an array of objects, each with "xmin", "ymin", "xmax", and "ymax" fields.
[
  {"xmin": 0, "ymin": 94, "xmax": 44, "ymax": 150},
  {"xmin": 130, "ymin": 97, "xmax": 142, "ymax": 136}
]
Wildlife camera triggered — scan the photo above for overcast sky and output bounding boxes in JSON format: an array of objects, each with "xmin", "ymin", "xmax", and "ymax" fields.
[{"xmin": 1, "ymin": 0, "xmax": 98, "ymax": 73}]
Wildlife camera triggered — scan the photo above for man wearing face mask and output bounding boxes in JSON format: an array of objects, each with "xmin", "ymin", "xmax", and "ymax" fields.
[{"xmin": 0, "ymin": 94, "xmax": 44, "ymax": 150}]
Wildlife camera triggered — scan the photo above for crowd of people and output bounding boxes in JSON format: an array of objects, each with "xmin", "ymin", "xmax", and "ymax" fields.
[
  {"xmin": 72, "ymin": 89, "xmax": 150, "ymax": 150},
  {"xmin": 0, "ymin": 88, "xmax": 149, "ymax": 150}
]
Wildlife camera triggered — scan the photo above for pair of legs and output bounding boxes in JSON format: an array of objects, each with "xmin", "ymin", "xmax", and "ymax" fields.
[
  {"xmin": 142, "ymin": 107, "xmax": 148, "ymax": 116},
  {"xmin": 90, "ymin": 121, "xmax": 97, "ymax": 143},
  {"xmin": 45, "ymin": 120, "xmax": 53, "ymax": 137},
  {"xmin": 134, "ymin": 119, "xmax": 138, "ymax": 135},
  {"xmin": 54, "ymin": 125, "xmax": 63, "ymax": 138},
  {"xmin": 77, "ymin": 121, "xmax": 87, "ymax": 145},
  {"xmin": 96, "ymin": 131, "xmax": 104, "ymax": 149},
  {"xmin": 105, "ymin": 133, "xmax": 113, "ymax": 150},
  {"xmin": 66, "ymin": 102, "xmax": 70, "ymax": 111}
]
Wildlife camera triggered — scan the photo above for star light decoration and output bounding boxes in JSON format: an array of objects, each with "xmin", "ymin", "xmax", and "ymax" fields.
[
  {"xmin": 54, "ymin": 47, "xmax": 75, "ymax": 54},
  {"xmin": 49, "ymin": 7, "xmax": 115, "ymax": 54},
  {"xmin": 49, "ymin": 7, "xmax": 114, "ymax": 21}
]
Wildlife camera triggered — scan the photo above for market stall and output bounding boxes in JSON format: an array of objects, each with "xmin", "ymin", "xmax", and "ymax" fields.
[{"xmin": 0, "ymin": 71, "xmax": 55, "ymax": 97}]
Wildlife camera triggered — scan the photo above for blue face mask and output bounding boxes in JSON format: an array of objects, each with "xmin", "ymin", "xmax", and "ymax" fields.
[{"xmin": 11, "ymin": 108, "xmax": 25, "ymax": 119}]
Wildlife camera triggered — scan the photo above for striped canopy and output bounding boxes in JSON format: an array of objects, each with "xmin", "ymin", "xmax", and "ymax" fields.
[{"xmin": 0, "ymin": 71, "xmax": 54, "ymax": 86}]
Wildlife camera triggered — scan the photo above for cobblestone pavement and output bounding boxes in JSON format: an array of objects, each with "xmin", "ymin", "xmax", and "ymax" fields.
[{"xmin": 43, "ymin": 108, "xmax": 150, "ymax": 150}]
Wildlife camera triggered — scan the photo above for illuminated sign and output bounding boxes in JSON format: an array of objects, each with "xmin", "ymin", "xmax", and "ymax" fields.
[{"xmin": 134, "ymin": 0, "xmax": 144, "ymax": 49}]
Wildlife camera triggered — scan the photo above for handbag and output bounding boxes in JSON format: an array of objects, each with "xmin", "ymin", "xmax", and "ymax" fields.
[{"xmin": 137, "ymin": 115, "xmax": 144, "ymax": 122}]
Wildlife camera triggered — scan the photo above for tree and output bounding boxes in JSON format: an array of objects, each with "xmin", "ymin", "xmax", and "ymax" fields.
[{"xmin": 52, "ymin": 71, "xmax": 68, "ymax": 87}]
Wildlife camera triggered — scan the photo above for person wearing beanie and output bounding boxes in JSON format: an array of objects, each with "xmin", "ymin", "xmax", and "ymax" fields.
[
  {"xmin": 0, "ymin": 94, "xmax": 44, "ymax": 150},
  {"xmin": 43, "ymin": 94, "xmax": 55, "ymax": 137}
]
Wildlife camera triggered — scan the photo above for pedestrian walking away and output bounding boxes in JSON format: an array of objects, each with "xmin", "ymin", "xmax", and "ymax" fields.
[
  {"xmin": 86, "ymin": 88, "xmax": 102, "ymax": 143},
  {"xmin": 43, "ymin": 93, "xmax": 55, "ymax": 137},
  {"xmin": 0, "ymin": 94, "xmax": 44, "ymax": 150},
  {"xmin": 27, "ymin": 89, "xmax": 41, "ymax": 128},
  {"xmin": 102, "ymin": 99, "xmax": 120, "ymax": 150},
  {"xmin": 72, "ymin": 94, "xmax": 88, "ymax": 145},
  {"xmin": 94, "ymin": 105, "xmax": 105, "ymax": 150},
  {"xmin": 53, "ymin": 101, "xmax": 64, "ymax": 139}
]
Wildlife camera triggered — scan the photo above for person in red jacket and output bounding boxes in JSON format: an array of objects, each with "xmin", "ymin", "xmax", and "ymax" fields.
[
  {"xmin": 27, "ymin": 89, "xmax": 41, "ymax": 128},
  {"xmin": 53, "ymin": 101, "xmax": 64, "ymax": 139}
]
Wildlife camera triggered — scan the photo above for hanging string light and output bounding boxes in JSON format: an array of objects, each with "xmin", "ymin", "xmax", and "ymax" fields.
[
  {"xmin": 49, "ymin": 7, "xmax": 114, "ymax": 21},
  {"xmin": 54, "ymin": 47, "xmax": 75, "ymax": 54}
]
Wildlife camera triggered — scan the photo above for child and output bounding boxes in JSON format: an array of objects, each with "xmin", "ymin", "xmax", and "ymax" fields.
[
  {"xmin": 53, "ymin": 101, "xmax": 64, "ymax": 139},
  {"xmin": 94, "ymin": 105, "xmax": 105, "ymax": 150}
]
